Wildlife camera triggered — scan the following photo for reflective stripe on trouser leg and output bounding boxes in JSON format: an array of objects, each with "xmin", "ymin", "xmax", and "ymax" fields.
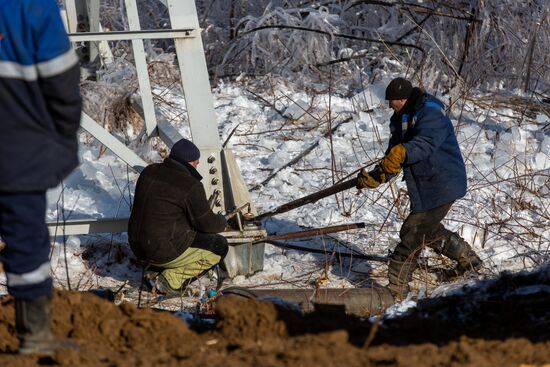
[
  {"xmin": 0, "ymin": 191, "xmax": 52, "ymax": 299},
  {"xmin": 6, "ymin": 262, "xmax": 50, "ymax": 287},
  {"xmin": 154, "ymin": 247, "xmax": 221, "ymax": 290}
]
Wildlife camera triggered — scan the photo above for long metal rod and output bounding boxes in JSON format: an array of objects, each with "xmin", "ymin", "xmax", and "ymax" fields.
[
  {"xmin": 258, "ymin": 222, "xmax": 365, "ymax": 243},
  {"xmin": 253, "ymin": 177, "xmax": 358, "ymax": 220}
]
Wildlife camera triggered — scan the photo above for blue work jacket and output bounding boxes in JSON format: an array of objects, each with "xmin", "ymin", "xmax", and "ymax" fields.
[
  {"xmin": 0, "ymin": 0, "xmax": 81, "ymax": 192},
  {"xmin": 387, "ymin": 92, "xmax": 467, "ymax": 213}
]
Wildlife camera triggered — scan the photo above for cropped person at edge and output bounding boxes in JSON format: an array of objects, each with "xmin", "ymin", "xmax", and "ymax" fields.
[{"xmin": 0, "ymin": 0, "xmax": 82, "ymax": 355}]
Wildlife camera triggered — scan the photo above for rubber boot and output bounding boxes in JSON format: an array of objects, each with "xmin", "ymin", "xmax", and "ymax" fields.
[
  {"xmin": 142, "ymin": 269, "xmax": 160, "ymax": 292},
  {"xmin": 206, "ymin": 264, "xmax": 228, "ymax": 291},
  {"xmin": 16, "ymin": 295, "xmax": 77, "ymax": 355},
  {"xmin": 440, "ymin": 234, "xmax": 483, "ymax": 279},
  {"xmin": 387, "ymin": 245, "xmax": 418, "ymax": 300},
  {"xmin": 154, "ymin": 274, "xmax": 185, "ymax": 298}
]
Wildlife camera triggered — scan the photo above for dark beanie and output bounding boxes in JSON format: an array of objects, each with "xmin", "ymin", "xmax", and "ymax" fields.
[
  {"xmin": 169, "ymin": 138, "xmax": 200, "ymax": 164},
  {"xmin": 385, "ymin": 78, "xmax": 413, "ymax": 100}
]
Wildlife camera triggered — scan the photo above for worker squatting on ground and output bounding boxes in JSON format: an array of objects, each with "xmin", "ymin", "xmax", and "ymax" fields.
[
  {"xmin": 128, "ymin": 138, "xmax": 229, "ymax": 297},
  {"xmin": 0, "ymin": 0, "xmax": 82, "ymax": 355},
  {"xmin": 356, "ymin": 77, "xmax": 483, "ymax": 300}
]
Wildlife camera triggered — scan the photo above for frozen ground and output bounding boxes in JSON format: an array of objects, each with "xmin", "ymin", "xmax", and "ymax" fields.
[
  {"xmin": 1, "ymin": 262, "xmax": 548, "ymax": 366},
  {"xmin": 0, "ymin": 78, "xmax": 548, "ymax": 314}
]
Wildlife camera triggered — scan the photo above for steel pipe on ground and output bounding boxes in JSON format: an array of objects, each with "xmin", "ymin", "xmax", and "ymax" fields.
[{"xmin": 221, "ymin": 286, "xmax": 395, "ymax": 317}]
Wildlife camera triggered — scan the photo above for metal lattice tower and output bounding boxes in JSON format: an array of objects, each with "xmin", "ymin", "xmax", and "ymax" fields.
[{"xmin": 49, "ymin": 0, "xmax": 265, "ymax": 276}]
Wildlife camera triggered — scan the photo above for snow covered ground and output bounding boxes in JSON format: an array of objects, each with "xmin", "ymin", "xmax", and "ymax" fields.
[{"xmin": 1, "ymin": 77, "xmax": 548, "ymax": 314}]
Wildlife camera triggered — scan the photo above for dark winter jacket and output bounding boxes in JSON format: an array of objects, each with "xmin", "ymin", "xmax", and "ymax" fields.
[
  {"xmin": 0, "ymin": 0, "xmax": 82, "ymax": 192},
  {"xmin": 128, "ymin": 158, "xmax": 227, "ymax": 264},
  {"xmin": 387, "ymin": 88, "xmax": 467, "ymax": 213}
]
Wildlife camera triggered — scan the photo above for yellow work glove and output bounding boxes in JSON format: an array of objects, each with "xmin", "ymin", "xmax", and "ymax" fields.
[
  {"xmin": 380, "ymin": 144, "xmax": 407, "ymax": 175},
  {"xmin": 356, "ymin": 168, "xmax": 386, "ymax": 189}
]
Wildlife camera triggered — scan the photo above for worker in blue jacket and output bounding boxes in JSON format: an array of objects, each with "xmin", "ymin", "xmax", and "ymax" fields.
[
  {"xmin": 0, "ymin": 0, "xmax": 81, "ymax": 354},
  {"xmin": 357, "ymin": 78, "xmax": 482, "ymax": 299}
]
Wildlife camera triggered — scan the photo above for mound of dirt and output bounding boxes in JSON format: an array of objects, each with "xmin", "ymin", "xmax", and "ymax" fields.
[
  {"xmin": 378, "ymin": 268, "xmax": 550, "ymax": 345},
  {"xmin": 0, "ymin": 268, "xmax": 548, "ymax": 366},
  {"xmin": 0, "ymin": 290, "xmax": 197, "ymax": 366}
]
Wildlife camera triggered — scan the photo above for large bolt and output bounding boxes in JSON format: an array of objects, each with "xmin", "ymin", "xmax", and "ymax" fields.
[
  {"xmin": 209, "ymin": 167, "xmax": 218, "ymax": 174},
  {"xmin": 211, "ymin": 178, "xmax": 219, "ymax": 185},
  {"xmin": 215, "ymin": 199, "xmax": 222, "ymax": 207},
  {"xmin": 207, "ymin": 156, "xmax": 216, "ymax": 163}
]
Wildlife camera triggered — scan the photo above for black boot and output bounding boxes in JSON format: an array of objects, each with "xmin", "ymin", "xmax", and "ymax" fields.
[
  {"xmin": 142, "ymin": 269, "xmax": 160, "ymax": 292},
  {"xmin": 387, "ymin": 246, "xmax": 418, "ymax": 300},
  {"xmin": 16, "ymin": 295, "xmax": 77, "ymax": 355},
  {"xmin": 151, "ymin": 274, "xmax": 182, "ymax": 298},
  {"xmin": 439, "ymin": 234, "xmax": 483, "ymax": 280}
]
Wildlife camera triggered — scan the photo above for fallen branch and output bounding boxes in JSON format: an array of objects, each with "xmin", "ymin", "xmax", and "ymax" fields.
[
  {"xmin": 235, "ymin": 24, "xmax": 424, "ymax": 53},
  {"xmin": 250, "ymin": 114, "xmax": 358, "ymax": 191}
]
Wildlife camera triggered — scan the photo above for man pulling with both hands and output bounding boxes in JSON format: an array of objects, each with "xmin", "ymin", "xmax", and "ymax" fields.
[{"xmin": 356, "ymin": 78, "xmax": 483, "ymax": 299}]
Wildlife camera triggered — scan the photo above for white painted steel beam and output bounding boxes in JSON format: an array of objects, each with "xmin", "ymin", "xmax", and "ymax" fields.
[
  {"xmin": 46, "ymin": 218, "xmax": 266, "ymax": 238},
  {"xmin": 166, "ymin": 0, "xmax": 224, "ymax": 210},
  {"xmin": 80, "ymin": 113, "xmax": 147, "ymax": 172},
  {"xmin": 124, "ymin": 0, "xmax": 158, "ymax": 137},
  {"xmin": 68, "ymin": 29, "xmax": 195, "ymax": 42},
  {"xmin": 48, "ymin": 218, "xmax": 129, "ymax": 236},
  {"xmin": 87, "ymin": 0, "xmax": 101, "ymax": 63},
  {"xmin": 165, "ymin": 0, "xmax": 220, "ymax": 150},
  {"xmin": 95, "ymin": 23, "xmax": 115, "ymax": 65},
  {"xmin": 129, "ymin": 92, "xmax": 184, "ymax": 149},
  {"xmin": 157, "ymin": 119, "xmax": 184, "ymax": 148},
  {"xmin": 63, "ymin": 0, "xmax": 79, "ymax": 33}
]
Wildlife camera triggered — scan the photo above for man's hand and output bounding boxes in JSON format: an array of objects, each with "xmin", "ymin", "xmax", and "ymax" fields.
[
  {"xmin": 356, "ymin": 168, "xmax": 386, "ymax": 189},
  {"xmin": 380, "ymin": 144, "xmax": 407, "ymax": 175}
]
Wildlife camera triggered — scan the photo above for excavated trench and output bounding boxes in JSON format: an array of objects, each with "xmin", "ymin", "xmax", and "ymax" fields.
[{"xmin": 0, "ymin": 268, "xmax": 548, "ymax": 367}]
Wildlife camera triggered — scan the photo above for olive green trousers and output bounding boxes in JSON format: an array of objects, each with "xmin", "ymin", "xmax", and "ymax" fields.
[{"xmin": 152, "ymin": 247, "xmax": 221, "ymax": 289}]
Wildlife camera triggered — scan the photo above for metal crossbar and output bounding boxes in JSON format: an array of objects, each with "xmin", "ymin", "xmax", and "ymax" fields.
[{"xmin": 68, "ymin": 28, "xmax": 196, "ymax": 42}]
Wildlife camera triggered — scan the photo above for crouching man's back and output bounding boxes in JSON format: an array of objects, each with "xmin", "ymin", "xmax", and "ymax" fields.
[{"xmin": 128, "ymin": 138, "xmax": 228, "ymax": 296}]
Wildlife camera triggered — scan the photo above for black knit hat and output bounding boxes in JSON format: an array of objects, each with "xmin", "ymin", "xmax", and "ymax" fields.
[
  {"xmin": 385, "ymin": 78, "xmax": 413, "ymax": 100},
  {"xmin": 169, "ymin": 138, "xmax": 200, "ymax": 164}
]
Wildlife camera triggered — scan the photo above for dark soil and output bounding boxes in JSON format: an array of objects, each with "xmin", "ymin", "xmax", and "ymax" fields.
[{"xmin": 0, "ymin": 268, "xmax": 548, "ymax": 366}]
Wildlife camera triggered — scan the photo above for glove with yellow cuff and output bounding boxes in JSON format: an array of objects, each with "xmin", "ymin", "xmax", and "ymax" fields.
[
  {"xmin": 380, "ymin": 144, "xmax": 407, "ymax": 175},
  {"xmin": 356, "ymin": 168, "xmax": 387, "ymax": 189}
]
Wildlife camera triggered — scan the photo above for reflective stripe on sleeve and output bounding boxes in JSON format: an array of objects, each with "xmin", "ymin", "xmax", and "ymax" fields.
[
  {"xmin": 6, "ymin": 262, "xmax": 51, "ymax": 287},
  {"xmin": 0, "ymin": 49, "xmax": 78, "ymax": 81},
  {"xmin": 36, "ymin": 49, "xmax": 79, "ymax": 78},
  {"xmin": 0, "ymin": 61, "xmax": 38, "ymax": 81}
]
